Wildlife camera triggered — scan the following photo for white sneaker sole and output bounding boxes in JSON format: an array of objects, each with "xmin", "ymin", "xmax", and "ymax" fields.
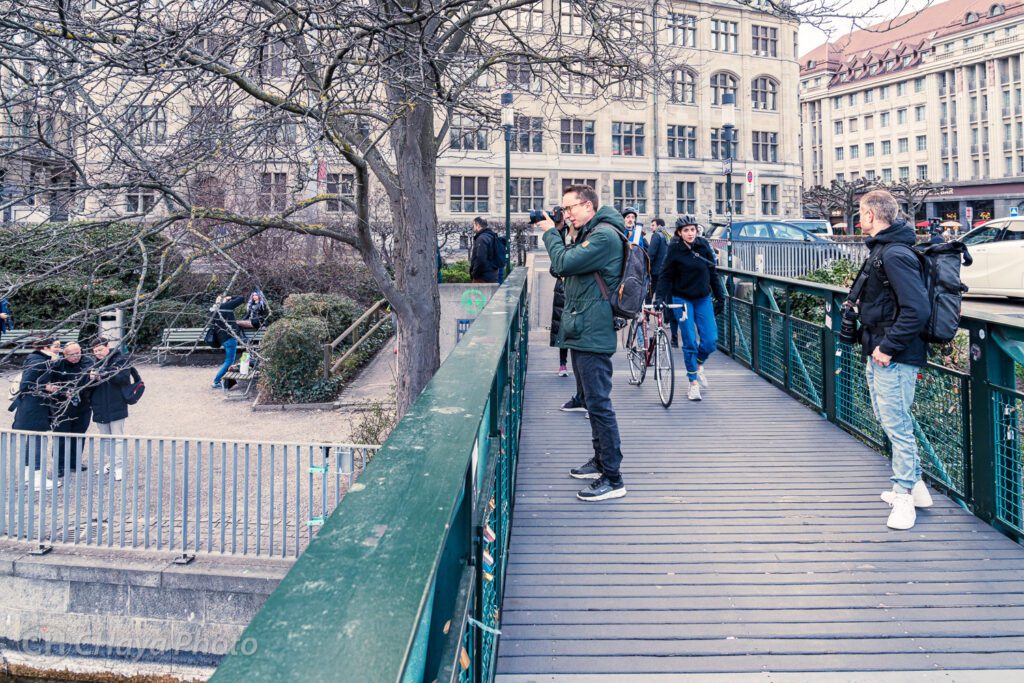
[
  {"xmin": 887, "ymin": 514, "xmax": 916, "ymax": 530},
  {"xmin": 560, "ymin": 406, "xmax": 587, "ymax": 413},
  {"xmin": 570, "ymin": 471, "xmax": 602, "ymax": 480},
  {"xmin": 688, "ymin": 394, "xmax": 702, "ymax": 401},
  {"xmin": 881, "ymin": 490, "xmax": 933, "ymax": 508},
  {"xmin": 577, "ymin": 487, "xmax": 627, "ymax": 502}
]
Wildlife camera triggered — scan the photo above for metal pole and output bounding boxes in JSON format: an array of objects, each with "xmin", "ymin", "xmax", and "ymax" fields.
[
  {"xmin": 724, "ymin": 123, "xmax": 734, "ymax": 269},
  {"xmin": 504, "ymin": 124, "xmax": 512, "ymax": 276}
]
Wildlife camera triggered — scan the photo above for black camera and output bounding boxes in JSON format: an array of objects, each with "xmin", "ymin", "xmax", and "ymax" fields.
[
  {"xmin": 838, "ymin": 303, "xmax": 859, "ymax": 344},
  {"xmin": 528, "ymin": 206, "xmax": 563, "ymax": 225}
]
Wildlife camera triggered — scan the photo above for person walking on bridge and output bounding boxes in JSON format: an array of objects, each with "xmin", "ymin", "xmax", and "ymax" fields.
[
  {"xmin": 854, "ymin": 190, "xmax": 933, "ymax": 530},
  {"xmin": 536, "ymin": 184, "xmax": 627, "ymax": 502}
]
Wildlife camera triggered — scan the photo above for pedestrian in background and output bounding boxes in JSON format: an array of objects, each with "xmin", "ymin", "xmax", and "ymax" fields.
[
  {"xmin": 89, "ymin": 336, "xmax": 133, "ymax": 482},
  {"xmin": 210, "ymin": 293, "xmax": 246, "ymax": 389},
  {"xmin": 53, "ymin": 341, "xmax": 93, "ymax": 476},
  {"xmin": 647, "ymin": 217, "xmax": 678, "ymax": 347},
  {"xmin": 10, "ymin": 337, "xmax": 61, "ymax": 491},
  {"xmin": 470, "ymin": 217, "xmax": 501, "ymax": 284}
]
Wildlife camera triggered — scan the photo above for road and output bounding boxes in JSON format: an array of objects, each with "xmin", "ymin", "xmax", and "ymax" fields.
[{"xmin": 962, "ymin": 295, "xmax": 1024, "ymax": 318}]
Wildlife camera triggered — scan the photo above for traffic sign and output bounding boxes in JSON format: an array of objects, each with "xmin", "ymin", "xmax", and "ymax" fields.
[
  {"xmin": 746, "ymin": 170, "xmax": 756, "ymax": 195},
  {"xmin": 966, "ymin": 206, "xmax": 973, "ymax": 223},
  {"xmin": 722, "ymin": 158, "xmax": 733, "ymax": 175},
  {"xmin": 1011, "ymin": 206, "xmax": 1019, "ymax": 217}
]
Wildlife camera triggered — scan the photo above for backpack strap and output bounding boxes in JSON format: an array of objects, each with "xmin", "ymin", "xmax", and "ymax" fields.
[{"xmin": 590, "ymin": 223, "xmax": 629, "ymax": 302}]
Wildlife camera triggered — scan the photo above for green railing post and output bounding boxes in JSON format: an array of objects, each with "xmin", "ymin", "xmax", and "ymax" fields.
[
  {"xmin": 822, "ymin": 292, "xmax": 844, "ymax": 423},
  {"xmin": 751, "ymin": 278, "xmax": 771, "ymax": 375},
  {"xmin": 782, "ymin": 285, "xmax": 792, "ymax": 393}
]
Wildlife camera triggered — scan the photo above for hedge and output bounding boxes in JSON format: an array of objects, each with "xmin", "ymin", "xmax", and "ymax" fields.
[
  {"xmin": 257, "ymin": 317, "xmax": 340, "ymax": 403},
  {"xmin": 283, "ymin": 292, "xmax": 361, "ymax": 341}
]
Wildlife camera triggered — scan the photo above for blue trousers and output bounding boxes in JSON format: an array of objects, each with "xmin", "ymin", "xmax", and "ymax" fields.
[
  {"xmin": 214, "ymin": 338, "xmax": 238, "ymax": 385},
  {"xmin": 672, "ymin": 295, "xmax": 718, "ymax": 382},
  {"xmin": 865, "ymin": 359, "xmax": 922, "ymax": 491}
]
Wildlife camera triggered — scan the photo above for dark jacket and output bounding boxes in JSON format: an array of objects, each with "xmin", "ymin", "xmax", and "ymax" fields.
[
  {"xmin": 857, "ymin": 220, "xmax": 931, "ymax": 367},
  {"xmin": 543, "ymin": 206, "xmax": 625, "ymax": 354},
  {"xmin": 656, "ymin": 237, "xmax": 726, "ymax": 303},
  {"xmin": 52, "ymin": 355, "xmax": 94, "ymax": 425},
  {"xmin": 470, "ymin": 228, "xmax": 500, "ymax": 282},
  {"xmin": 212, "ymin": 295, "xmax": 246, "ymax": 346},
  {"xmin": 550, "ymin": 276, "xmax": 566, "ymax": 347},
  {"xmin": 647, "ymin": 229, "xmax": 669, "ymax": 292},
  {"xmin": 90, "ymin": 349, "xmax": 133, "ymax": 424},
  {"xmin": 246, "ymin": 298, "xmax": 269, "ymax": 330},
  {"xmin": 0, "ymin": 298, "xmax": 12, "ymax": 338},
  {"xmin": 10, "ymin": 350, "xmax": 57, "ymax": 431}
]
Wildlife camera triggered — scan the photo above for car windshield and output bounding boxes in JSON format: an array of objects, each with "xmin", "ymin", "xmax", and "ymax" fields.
[
  {"xmin": 771, "ymin": 223, "xmax": 811, "ymax": 240},
  {"xmin": 788, "ymin": 220, "xmax": 830, "ymax": 234},
  {"xmin": 963, "ymin": 224, "xmax": 1005, "ymax": 246}
]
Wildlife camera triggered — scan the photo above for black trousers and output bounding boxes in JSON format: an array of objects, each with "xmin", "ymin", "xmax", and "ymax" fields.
[
  {"xmin": 570, "ymin": 349, "xmax": 586, "ymax": 406},
  {"xmin": 54, "ymin": 411, "xmax": 91, "ymax": 473},
  {"xmin": 570, "ymin": 350, "xmax": 623, "ymax": 481}
]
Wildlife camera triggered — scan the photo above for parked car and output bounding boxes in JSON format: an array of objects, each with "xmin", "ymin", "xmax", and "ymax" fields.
[
  {"xmin": 704, "ymin": 221, "xmax": 828, "ymax": 242},
  {"xmin": 785, "ymin": 219, "xmax": 834, "ymax": 237},
  {"xmin": 959, "ymin": 218, "xmax": 1024, "ymax": 298}
]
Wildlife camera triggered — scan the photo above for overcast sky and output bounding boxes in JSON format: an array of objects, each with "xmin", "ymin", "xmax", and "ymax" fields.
[{"xmin": 797, "ymin": 0, "xmax": 937, "ymax": 55}]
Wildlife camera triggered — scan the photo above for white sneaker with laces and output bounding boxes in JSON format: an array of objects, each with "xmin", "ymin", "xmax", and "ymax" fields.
[
  {"xmin": 33, "ymin": 471, "xmax": 54, "ymax": 491},
  {"xmin": 881, "ymin": 481, "xmax": 933, "ymax": 508},
  {"xmin": 696, "ymin": 367, "xmax": 708, "ymax": 389},
  {"xmin": 887, "ymin": 492, "xmax": 917, "ymax": 530},
  {"xmin": 687, "ymin": 383, "xmax": 702, "ymax": 401},
  {"xmin": 114, "ymin": 467, "xmax": 123, "ymax": 482}
]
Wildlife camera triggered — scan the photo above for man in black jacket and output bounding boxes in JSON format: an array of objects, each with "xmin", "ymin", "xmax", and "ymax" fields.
[
  {"xmin": 52, "ymin": 342, "xmax": 94, "ymax": 476},
  {"xmin": 89, "ymin": 337, "xmax": 133, "ymax": 482},
  {"xmin": 855, "ymin": 190, "xmax": 932, "ymax": 531},
  {"xmin": 469, "ymin": 217, "xmax": 500, "ymax": 283},
  {"xmin": 647, "ymin": 218, "xmax": 677, "ymax": 346},
  {"xmin": 10, "ymin": 337, "xmax": 61, "ymax": 491}
]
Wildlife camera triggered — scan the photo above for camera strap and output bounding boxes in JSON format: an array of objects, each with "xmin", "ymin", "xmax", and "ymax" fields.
[{"xmin": 845, "ymin": 260, "xmax": 872, "ymax": 306}]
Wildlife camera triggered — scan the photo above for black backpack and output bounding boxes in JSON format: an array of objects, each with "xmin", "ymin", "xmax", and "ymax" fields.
[
  {"xmin": 593, "ymin": 225, "xmax": 651, "ymax": 320},
  {"xmin": 121, "ymin": 367, "xmax": 146, "ymax": 405},
  {"xmin": 491, "ymin": 234, "xmax": 508, "ymax": 272},
  {"xmin": 873, "ymin": 241, "xmax": 973, "ymax": 344}
]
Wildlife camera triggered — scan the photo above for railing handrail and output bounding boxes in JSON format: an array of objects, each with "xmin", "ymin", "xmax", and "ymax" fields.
[
  {"xmin": 323, "ymin": 298, "xmax": 390, "ymax": 379},
  {"xmin": 328, "ymin": 298, "xmax": 387, "ymax": 351},
  {"xmin": 213, "ymin": 269, "xmax": 529, "ymax": 683}
]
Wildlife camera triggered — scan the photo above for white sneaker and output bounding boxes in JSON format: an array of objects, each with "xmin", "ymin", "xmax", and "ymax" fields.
[
  {"xmin": 32, "ymin": 471, "xmax": 56, "ymax": 491},
  {"xmin": 114, "ymin": 467, "xmax": 123, "ymax": 482},
  {"xmin": 687, "ymin": 383, "xmax": 702, "ymax": 401},
  {"xmin": 887, "ymin": 492, "xmax": 917, "ymax": 530},
  {"xmin": 696, "ymin": 367, "xmax": 708, "ymax": 389},
  {"xmin": 881, "ymin": 481, "xmax": 933, "ymax": 508}
]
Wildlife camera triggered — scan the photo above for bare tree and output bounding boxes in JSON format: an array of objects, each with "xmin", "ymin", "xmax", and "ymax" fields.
[
  {"xmin": 883, "ymin": 178, "xmax": 951, "ymax": 225},
  {"xmin": 801, "ymin": 185, "xmax": 836, "ymax": 221}
]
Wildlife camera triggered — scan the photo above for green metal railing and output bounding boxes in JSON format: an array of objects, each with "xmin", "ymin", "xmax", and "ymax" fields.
[
  {"xmin": 212, "ymin": 269, "xmax": 529, "ymax": 683},
  {"xmin": 715, "ymin": 267, "xmax": 1024, "ymax": 541}
]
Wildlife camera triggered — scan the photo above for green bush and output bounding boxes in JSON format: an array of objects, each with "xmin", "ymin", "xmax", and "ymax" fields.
[
  {"xmin": 787, "ymin": 259, "xmax": 861, "ymax": 324},
  {"xmin": 283, "ymin": 293, "xmax": 361, "ymax": 341},
  {"xmin": 441, "ymin": 260, "xmax": 471, "ymax": 283},
  {"xmin": 258, "ymin": 317, "xmax": 341, "ymax": 403}
]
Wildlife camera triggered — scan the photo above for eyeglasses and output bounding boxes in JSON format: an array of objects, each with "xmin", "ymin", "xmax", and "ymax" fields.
[{"xmin": 561, "ymin": 201, "xmax": 584, "ymax": 212}]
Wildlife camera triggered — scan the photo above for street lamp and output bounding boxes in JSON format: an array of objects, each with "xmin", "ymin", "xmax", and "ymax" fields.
[
  {"xmin": 501, "ymin": 92, "xmax": 514, "ymax": 278},
  {"xmin": 721, "ymin": 92, "xmax": 736, "ymax": 269}
]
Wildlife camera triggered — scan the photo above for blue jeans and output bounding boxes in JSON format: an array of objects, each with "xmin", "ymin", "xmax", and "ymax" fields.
[
  {"xmin": 672, "ymin": 295, "xmax": 718, "ymax": 382},
  {"xmin": 214, "ymin": 337, "xmax": 238, "ymax": 385},
  {"xmin": 570, "ymin": 350, "xmax": 622, "ymax": 481},
  {"xmin": 865, "ymin": 359, "xmax": 921, "ymax": 491}
]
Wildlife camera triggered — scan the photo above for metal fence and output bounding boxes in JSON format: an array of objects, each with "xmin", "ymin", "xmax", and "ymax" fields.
[
  {"xmin": 0, "ymin": 429, "xmax": 379, "ymax": 559},
  {"xmin": 706, "ymin": 238, "xmax": 869, "ymax": 278},
  {"xmin": 715, "ymin": 267, "xmax": 1024, "ymax": 541}
]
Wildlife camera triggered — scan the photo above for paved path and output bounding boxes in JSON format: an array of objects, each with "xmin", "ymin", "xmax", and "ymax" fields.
[{"xmin": 496, "ymin": 343, "xmax": 1024, "ymax": 681}]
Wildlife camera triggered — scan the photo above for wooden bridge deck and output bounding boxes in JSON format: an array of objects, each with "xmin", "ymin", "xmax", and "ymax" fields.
[{"xmin": 496, "ymin": 343, "xmax": 1024, "ymax": 681}]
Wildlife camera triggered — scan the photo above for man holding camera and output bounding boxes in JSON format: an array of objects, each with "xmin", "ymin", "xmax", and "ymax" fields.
[
  {"xmin": 847, "ymin": 190, "xmax": 932, "ymax": 530},
  {"xmin": 536, "ymin": 184, "xmax": 627, "ymax": 501}
]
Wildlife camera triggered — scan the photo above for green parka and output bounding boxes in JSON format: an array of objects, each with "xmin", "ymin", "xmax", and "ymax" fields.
[{"xmin": 543, "ymin": 206, "xmax": 625, "ymax": 354}]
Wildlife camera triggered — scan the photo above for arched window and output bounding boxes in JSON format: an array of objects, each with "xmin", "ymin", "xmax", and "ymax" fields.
[
  {"xmin": 990, "ymin": 4, "xmax": 1005, "ymax": 17},
  {"xmin": 965, "ymin": 12, "xmax": 979, "ymax": 24},
  {"xmin": 669, "ymin": 68, "xmax": 696, "ymax": 104},
  {"xmin": 751, "ymin": 77, "xmax": 778, "ymax": 111},
  {"xmin": 710, "ymin": 72, "xmax": 737, "ymax": 106}
]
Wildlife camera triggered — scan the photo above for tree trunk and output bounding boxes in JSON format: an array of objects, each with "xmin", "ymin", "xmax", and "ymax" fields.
[{"xmin": 389, "ymin": 103, "xmax": 442, "ymax": 415}]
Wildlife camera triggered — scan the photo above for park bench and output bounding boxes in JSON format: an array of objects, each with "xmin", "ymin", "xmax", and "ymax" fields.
[
  {"xmin": 221, "ymin": 368, "xmax": 260, "ymax": 399},
  {"xmin": 153, "ymin": 327, "xmax": 265, "ymax": 364},
  {"xmin": 0, "ymin": 329, "xmax": 80, "ymax": 361}
]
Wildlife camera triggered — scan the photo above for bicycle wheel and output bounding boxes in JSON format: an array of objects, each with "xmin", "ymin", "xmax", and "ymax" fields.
[
  {"xmin": 626, "ymin": 318, "xmax": 646, "ymax": 385},
  {"xmin": 655, "ymin": 328, "xmax": 675, "ymax": 407}
]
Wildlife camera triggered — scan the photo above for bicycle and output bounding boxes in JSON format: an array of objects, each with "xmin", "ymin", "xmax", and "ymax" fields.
[{"xmin": 624, "ymin": 303, "xmax": 683, "ymax": 407}]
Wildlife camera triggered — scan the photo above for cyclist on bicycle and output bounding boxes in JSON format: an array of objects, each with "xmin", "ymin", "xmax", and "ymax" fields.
[{"xmin": 654, "ymin": 215, "xmax": 725, "ymax": 401}]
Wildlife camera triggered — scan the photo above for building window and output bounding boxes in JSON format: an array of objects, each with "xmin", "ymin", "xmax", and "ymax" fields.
[
  {"xmin": 850, "ymin": 144, "xmax": 859, "ymax": 159},
  {"xmin": 507, "ymin": 3, "xmax": 544, "ymax": 31},
  {"xmin": 848, "ymin": 93, "xmax": 856, "ymax": 105},
  {"xmin": 125, "ymin": 186, "xmax": 157, "ymax": 213},
  {"xmin": 896, "ymin": 81, "xmax": 906, "ymax": 96},
  {"xmin": 835, "ymin": 146, "xmax": 844, "ymax": 161},
  {"xmin": 188, "ymin": 105, "xmax": 232, "ymax": 140},
  {"xmin": 751, "ymin": 77, "xmax": 778, "ymax": 111},
  {"xmin": 506, "ymin": 55, "xmax": 540, "ymax": 93},
  {"xmin": 915, "ymin": 76, "xmax": 925, "ymax": 93},
  {"xmin": 611, "ymin": 121, "xmax": 645, "ymax": 156},
  {"xmin": 864, "ymin": 89, "xmax": 874, "ymax": 103},
  {"xmin": 562, "ymin": 178, "xmax": 597, "ymax": 194},
  {"xmin": 325, "ymin": 173, "xmax": 355, "ymax": 212},
  {"xmin": 560, "ymin": 118, "xmax": 595, "ymax": 154},
  {"xmin": 258, "ymin": 172, "xmax": 288, "ymax": 212},
  {"xmin": 559, "ymin": 1, "xmax": 586, "ymax": 35},
  {"xmin": 915, "ymin": 105, "xmax": 926, "ymax": 122},
  {"xmin": 565, "ymin": 72, "xmax": 597, "ymax": 96},
  {"xmin": 899, "ymin": 166, "xmax": 910, "ymax": 179},
  {"xmin": 610, "ymin": 6, "xmax": 645, "ymax": 42},
  {"xmin": 510, "ymin": 115, "xmax": 543, "ymax": 153},
  {"xmin": 257, "ymin": 40, "xmax": 292, "ymax": 80},
  {"xmin": 711, "ymin": 20, "xmax": 738, "ymax": 52},
  {"xmin": 669, "ymin": 14, "xmax": 697, "ymax": 46},
  {"xmin": 667, "ymin": 125, "xmax": 697, "ymax": 159},
  {"xmin": 882, "ymin": 168, "xmax": 893, "ymax": 181},
  {"xmin": 613, "ymin": 78, "xmax": 645, "ymax": 100},
  {"xmin": 897, "ymin": 108, "xmax": 908, "ymax": 125},
  {"xmin": 760, "ymin": 184, "xmax": 779, "ymax": 216},
  {"xmin": 676, "ymin": 181, "xmax": 696, "ymax": 214},
  {"xmin": 710, "ymin": 72, "xmax": 738, "ymax": 105},
  {"xmin": 882, "ymin": 140, "xmax": 891, "ymax": 155},
  {"xmin": 916, "ymin": 135, "xmax": 927, "ymax": 151},
  {"xmin": 916, "ymin": 164, "xmax": 929, "ymax": 179},
  {"xmin": 751, "ymin": 25, "xmax": 777, "ymax": 56},
  {"xmin": 866, "ymin": 170, "xmax": 877, "ymax": 180},
  {"xmin": 898, "ymin": 137, "xmax": 909, "ymax": 153},
  {"xmin": 715, "ymin": 183, "xmax": 744, "ymax": 214},
  {"xmin": 866, "ymin": 142, "xmax": 875, "ymax": 157},
  {"xmin": 879, "ymin": 85, "xmax": 889, "ymax": 99},
  {"xmin": 881, "ymin": 111, "xmax": 890, "ymax": 127},
  {"xmin": 713, "ymin": 128, "xmax": 739, "ymax": 159},
  {"xmin": 450, "ymin": 176, "xmax": 489, "ymax": 213},
  {"xmin": 124, "ymin": 105, "xmax": 167, "ymax": 145},
  {"xmin": 669, "ymin": 68, "xmax": 697, "ymax": 104},
  {"xmin": 849, "ymin": 117, "xmax": 859, "ymax": 133},
  {"xmin": 509, "ymin": 177, "xmax": 544, "ymax": 213},
  {"xmin": 833, "ymin": 95, "xmax": 842, "ymax": 109},
  {"xmin": 835, "ymin": 120, "xmax": 844, "ymax": 135},
  {"xmin": 752, "ymin": 131, "xmax": 778, "ymax": 162},
  {"xmin": 864, "ymin": 115, "xmax": 874, "ymax": 130},
  {"xmin": 613, "ymin": 180, "xmax": 647, "ymax": 213},
  {"xmin": 449, "ymin": 116, "xmax": 488, "ymax": 151}
]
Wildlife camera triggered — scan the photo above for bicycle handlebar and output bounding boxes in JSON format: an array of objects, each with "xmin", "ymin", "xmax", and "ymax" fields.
[{"xmin": 643, "ymin": 303, "xmax": 683, "ymax": 310}]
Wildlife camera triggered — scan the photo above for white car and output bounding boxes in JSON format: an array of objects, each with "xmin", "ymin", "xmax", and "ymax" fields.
[{"xmin": 960, "ymin": 218, "xmax": 1024, "ymax": 298}]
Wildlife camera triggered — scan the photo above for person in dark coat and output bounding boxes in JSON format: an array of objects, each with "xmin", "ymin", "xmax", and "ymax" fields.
[
  {"xmin": 647, "ymin": 218, "xmax": 678, "ymax": 346},
  {"xmin": 210, "ymin": 294, "xmax": 246, "ymax": 388},
  {"xmin": 469, "ymin": 217, "xmax": 500, "ymax": 283},
  {"xmin": 551, "ymin": 275, "xmax": 568, "ymax": 375},
  {"xmin": 89, "ymin": 337, "xmax": 133, "ymax": 482},
  {"xmin": 0, "ymin": 298, "xmax": 12, "ymax": 341},
  {"xmin": 237, "ymin": 289, "xmax": 269, "ymax": 331},
  {"xmin": 52, "ymin": 342, "xmax": 94, "ymax": 475},
  {"xmin": 10, "ymin": 337, "xmax": 61, "ymax": 490}
]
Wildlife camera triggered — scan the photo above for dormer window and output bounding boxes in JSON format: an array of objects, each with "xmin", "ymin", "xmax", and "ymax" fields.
[
  {"xmin": 807, "ymin": 59, "xmax": 816, "ymax": 69},
  {"xmin": 965, "ymin": 12, "xmax": 979, "ymax": 24},
  {"xmin": 990, "ymin": 4, "xmax": 1005, "ymax": 17}
]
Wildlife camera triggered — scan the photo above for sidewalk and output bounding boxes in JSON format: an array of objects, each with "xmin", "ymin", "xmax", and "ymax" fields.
[{"xmin": 334, "ymin": 336, "xmax": 397, "ymax": 409}]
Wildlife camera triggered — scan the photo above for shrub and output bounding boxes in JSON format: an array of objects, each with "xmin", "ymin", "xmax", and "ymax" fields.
[
  {"xmin": 258, "ymin": 317, "xmax": 341, "ymax": 403},
  {"xmin": 283, "ymin": 293, "xmax": 361, "ymax": 341},
  {"xmin": 441, "ymin": 260, "xmax": 471, "ymax": 283},
  {"xmin": 350, "ymin": 401, "xmax": 398, "ymax": 447}
]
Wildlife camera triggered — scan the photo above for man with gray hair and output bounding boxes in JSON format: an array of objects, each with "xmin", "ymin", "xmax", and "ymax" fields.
[{"xmin": 853, "ymin": 189, "xmax": 932, "ymax": 530}]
